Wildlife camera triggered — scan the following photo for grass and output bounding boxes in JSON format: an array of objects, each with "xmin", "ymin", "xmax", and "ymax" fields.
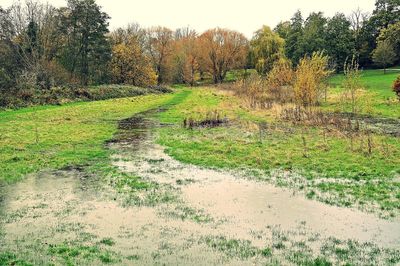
[
  {"xmin": 203, "ymin": 236, "xmax": 262, "ymax": 259},
  {"xmin": 99, "ymin": 238, "xmax": 115, "ymax": 246},
  {"xmin": 0, "ymin": 93, "xmax": 174, "ymax": 183},
  {"xmin": 202, "ymin": 234, "xmax": 399, "ymax": 265},
  {"xmin": 156, "ymin": 81, "xmax": 400, "ymax": 215},
  {"xmin": 1, "ymin": 70, "xmax": 398, "ymax": 213},
  {"xmin": 48, "ymin": 242, "xmax": 118, "ymax": 265},
  {"xmin": 0, "ymin": 252, "xmax": 32, "ymax": 266},
  {"xmin": 0, "ymin": 241, "xmax": 121, "ymax": 266},
  {"xmin": 163, "ymin": 205, "xmax": 213, "ymax": 223},
  {"xmin": 0, "ymin": 77, "xmax": 399, "ymax": 264},
  {"xmin": 325, "ymin": 69, "xmax": 400, "ymax": 118}
]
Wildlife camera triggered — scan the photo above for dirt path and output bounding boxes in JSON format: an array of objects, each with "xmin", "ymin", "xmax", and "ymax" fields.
[{"xmin": 0, "ymin": 107, "xmax": 399, "ymax": 265}]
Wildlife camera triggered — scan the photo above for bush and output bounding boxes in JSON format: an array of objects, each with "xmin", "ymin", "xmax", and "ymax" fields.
[
  {"xmin": 266, "ymin": 58, "xmax": 295, "ymax": 102},
  {"xmin": 232, "ymin": 73, "xmax": 273, "ymax": 108},
  {"xmin": 0, "ymin": 85, "xmax": 172, "ymax": 109},
  {"xmin": 393, "ymin": 75, "xmax": 400, "ymax": 101},
  {"xmin": 294, "ymin": 52, "xmax": 332, "ymax": 108}
]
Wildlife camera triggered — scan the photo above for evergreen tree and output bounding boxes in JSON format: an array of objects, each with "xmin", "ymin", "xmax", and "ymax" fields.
[
  {"xmin": 57, "ymin": 0, "xmax": 111, "ymax": 85},
  {"xmin": 325, "ymin": 13, "xmax": 354, "ymax": 70},
  {"xmin": 285, "ymin": 11, "xmax": 304, "ymax": 65}
]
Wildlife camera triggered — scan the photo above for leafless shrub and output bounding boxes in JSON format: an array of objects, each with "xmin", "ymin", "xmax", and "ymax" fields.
[
  {"xmin": 342, "ymin": 56, "xmax": 364, "ymax": 114},
  {"xmin": 231, "ymin": 73, "xmax": 274, "ymax": 109}
]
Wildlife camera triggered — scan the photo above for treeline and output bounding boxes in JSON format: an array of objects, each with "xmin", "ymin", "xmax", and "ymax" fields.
[
  {"xmin": 274, "ymin": 2, "xmax": 400, "ymax": 71},
  {"xmin": 0, "ymin": 0, "xmax": 399, "ymax": 95}
]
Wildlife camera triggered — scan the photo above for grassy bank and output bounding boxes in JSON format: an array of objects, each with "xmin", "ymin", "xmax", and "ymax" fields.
[
  {"xmin": 0, "ymin": 93, "xmax": 175, "ymax": 183},
  {"xmin": 0, "ymin": 85, "xmax": 171, "ymax": 109}
]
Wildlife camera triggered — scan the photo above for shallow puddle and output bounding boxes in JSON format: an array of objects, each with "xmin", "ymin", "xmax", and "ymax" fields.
[{"xmin": 1, "ymin": 109, "xmax": 399, "ymax": 265}]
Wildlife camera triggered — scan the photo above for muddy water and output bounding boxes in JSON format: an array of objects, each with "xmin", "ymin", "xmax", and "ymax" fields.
[{"xmin": 1, "ymin": 109, "xmax": 399, "ymax": 265}]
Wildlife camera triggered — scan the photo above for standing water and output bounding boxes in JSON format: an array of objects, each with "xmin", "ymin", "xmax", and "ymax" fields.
[{"xmin": 0, "ymin": 108, "xmax": 399, "ymax": 265}]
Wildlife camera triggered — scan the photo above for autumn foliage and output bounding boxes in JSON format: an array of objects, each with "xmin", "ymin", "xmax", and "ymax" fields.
[
  {"xmin": 266, "ymin": 58, "xmax": 295, "ymax": 102},
  {"xmin": 171, "ymin": 28, "xmax": 200, "ymax": 86},
  {"xmin": 198, "ymin": 28, "xmax": 248, "ymax": 83},
  {"xmin": 293, "ymin": 52, "xmax": 332, "ymax": 107},
  {"xmin": 111, "ymin": 38, "xmax": 157, "ymax": 87},
  {"xmin": 233, "ymin": 52, "xmax": 332, "ymax": 109}
]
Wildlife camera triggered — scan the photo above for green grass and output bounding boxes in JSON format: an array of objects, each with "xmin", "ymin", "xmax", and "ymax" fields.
[
  {"xmin": 156, "ymin": 88, "xmax": 400, "ymax": 215},
  {"xmin": 326, "ymin": 69, "xmax": 400, "ymax": 118},
  {"xmin": 99, "ymin": 238, "xmax": 115, "ymax": 246},
  {"xmin": 202, "ymin": 235, "xmax": 399, "ymax": 265},
  {"xmin": 203, "ymin": 236, "xmax": 262, "ymax": 259},
  {"xmin": 0, "ymin": 242, "xmax": 120, "ymax": 266},
  {"xmin": 0, "ymin": 252, "xmax": 32, "ymax": 266},
  {"xmin": 0, "ymin": 93, "xmax": 174, "ymax": 183},
  {"xmin": 1, "ymin": 71, "xmax": 399, "ymax": 213},
  {"xmin": 0, "ymin": 79, "xmax": 399, "ymax": 264},
  {"xmin": 47, "ymin": 242, "xmax": 119, "ymax": 265}
]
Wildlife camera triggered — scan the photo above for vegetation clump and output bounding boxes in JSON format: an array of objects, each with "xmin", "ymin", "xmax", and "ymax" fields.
[
  {"xmin": 342, "ymin": 57, "xmax": 365, "ymax": 113},
  {"xmin": 0, "ymin": 85, "xmax": 171, "ymax": 109},
  {"xmin": 293, "ymin": 52, "xmax": 332, "ymax": 108},
  {"xmin": 183, "ymin": 110, "xmax": 228, "ymax": 129}
]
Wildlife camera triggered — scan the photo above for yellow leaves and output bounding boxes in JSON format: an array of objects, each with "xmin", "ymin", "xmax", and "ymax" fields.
[
  {"xmin": 251, "ymin": 25, "xmax": 285, "ymax": 74},
  {"xmin": 266, "ymin": 58, "xmax": 295, "ymax": 102},
  {"xmin": 294, "ymin": 52, "xmax": 332, "ymax": 107},
  {"xmin": 111, "ymin": 40, "xmax": 157, "ymax": 86}
]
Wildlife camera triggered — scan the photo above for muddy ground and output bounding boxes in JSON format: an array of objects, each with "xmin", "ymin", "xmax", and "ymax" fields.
[{"xmin": 0, "ymin": 109, "xmax": 399, "ymax": 265}]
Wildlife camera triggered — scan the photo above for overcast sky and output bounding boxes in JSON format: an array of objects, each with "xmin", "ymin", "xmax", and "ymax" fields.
[{"xmin": 2, "ymin": 0, "xmax": 376, "ymax": 37}]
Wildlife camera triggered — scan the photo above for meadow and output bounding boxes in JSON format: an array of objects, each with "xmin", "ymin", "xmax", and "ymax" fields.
[
  {"xmin": 1, "ymin": 69, "xmax": 399, "ymax": 213},
  {"xmin": 0, "ymin": 69, "xmax": 399, "ymax": 265},
  {"xmin": 157, "ymin": 71, "xmax": 400, "ymax": 216},
  {"xmin": 0, "ymin": 93, "xmax": 174, "ymax": 183},
  {"xmin": 323, "ymin": 69, "xmax": 400, "ymax": 118}
]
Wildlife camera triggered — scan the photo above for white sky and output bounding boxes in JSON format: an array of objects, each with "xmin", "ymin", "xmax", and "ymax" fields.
[{"xmin": 1, "ymin": 0, "xmax": 376, "ymax": 37}]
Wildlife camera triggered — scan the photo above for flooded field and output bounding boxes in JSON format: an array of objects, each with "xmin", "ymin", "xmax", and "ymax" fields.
[{"xmin": 1, "ymin": 109, "xmax": 399, "ymax": 265}]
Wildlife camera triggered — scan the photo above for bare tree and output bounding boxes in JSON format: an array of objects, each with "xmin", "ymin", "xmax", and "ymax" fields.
[
  {"xmin": 110, "ymin": 22, "xmax": 146, "ymax": 48},
  {"xmin": 349, "ymin": 8, "xmax": 370, "ymax": 34},
  {"xmin": 1, "ymin": 1, "xmax": 62, "ymax": 89},
  {"xmin": 7, "ymin": 1, "xmax": 58, "ymax": 69},
  {"xmin": 145, "ymin": 26, "xmax": 174, "ymax": 84}
]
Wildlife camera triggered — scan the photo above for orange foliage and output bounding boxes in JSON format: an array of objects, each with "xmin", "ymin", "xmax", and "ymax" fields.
[{"xmin": 198, "ymin": 28, "xmax": 248, "ymax": 83}]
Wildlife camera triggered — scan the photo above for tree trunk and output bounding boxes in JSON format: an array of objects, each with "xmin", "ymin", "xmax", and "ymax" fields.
[
  {"xmin": 157, "ymin": 65, "xmax": 162, "ymax": 84},
  {"xmin": 213, "ymin": 74, "xmax": 218, "ymax": 84}
]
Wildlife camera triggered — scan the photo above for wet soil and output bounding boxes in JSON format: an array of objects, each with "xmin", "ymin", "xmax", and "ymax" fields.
[
  {"xmin": 0, "ymin": 108, "xmax": 399, "ymax": 265},
  {"xmin": 332, "ymin": 112, "xmax": 400, "ymax": 137}
]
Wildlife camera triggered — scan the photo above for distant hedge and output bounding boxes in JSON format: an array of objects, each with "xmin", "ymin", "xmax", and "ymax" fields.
[{"xmin": 0, "ymin": 85, "xmax": 172, "ymax": 109}]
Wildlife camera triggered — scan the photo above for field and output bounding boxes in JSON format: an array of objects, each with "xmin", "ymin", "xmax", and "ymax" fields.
[
  {"xmin": 0, "ymin": 69, "xmax": 399, "ymax": 265},
  {"xmin": 324, "ymin": 69, "xmax": 400, "ymax": 118},
  {"xmin": 0, "ymin": 93, "xmax": 174, "ymax": 183}
]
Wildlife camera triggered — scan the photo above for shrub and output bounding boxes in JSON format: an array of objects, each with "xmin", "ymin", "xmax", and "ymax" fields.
[
  {"xmin": 0, "ymin": 85, "xmax": 171, "ymax": 109},
  {"xmin": 267, "ymin": 58, "xmax": 295, "ymax": 102},
  {"xmin": 233, "ymin": 73, "xmax": 273, "ymax": 108},
  {"xmin": 294, "ymin": 52, "xmax": 332, "ymax": 108},
  {"xmin": 342, "ymin": 57, "xmax": 364, "ymax": 113}
]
